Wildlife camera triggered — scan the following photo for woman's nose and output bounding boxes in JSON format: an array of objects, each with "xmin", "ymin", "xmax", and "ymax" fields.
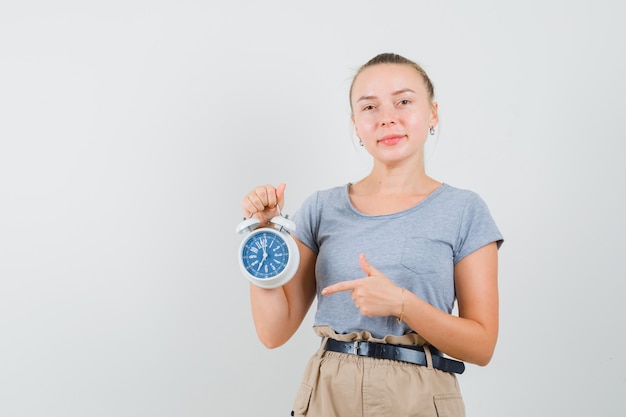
[{"xmin": 379, "ymin": 106, "xmax": 397, "ymax": 126}]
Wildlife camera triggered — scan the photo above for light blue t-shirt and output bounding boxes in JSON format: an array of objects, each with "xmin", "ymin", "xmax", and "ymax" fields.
[{"xmin": 292, "ymin": 183, "xmax": 503, "ymax": 339}]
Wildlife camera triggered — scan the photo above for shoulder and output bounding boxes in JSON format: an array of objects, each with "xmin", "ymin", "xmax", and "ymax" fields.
[
  {"xmin": 436, "ymin": 184, "xmax": 486, "ymax": 207},
  {"xmin": 293, "ymin": 184, "xmax": 349, "ymax": 246},
  {"xmin": 296, "ymin": 184, "xmax": 348, "ymax": 216},
  {"xmin": 435, "ymin": 184, "xmax": 498, "ymax": 227},
  {"xmin": 317, "ymin": 184, "xmax": 348, "ymax": 198},
  {"xmin": 441, "ymin": 184, "xmax": 503, "ymax": 254},
  {"xmin": 301, "ymin": 184, "xmax": 347, "ymax": 206}
]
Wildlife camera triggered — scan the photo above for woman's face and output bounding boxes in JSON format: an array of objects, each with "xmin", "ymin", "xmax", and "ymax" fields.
[{"xmin": 351, "ymin": 64, "xmax": 438, "ymax": 166}]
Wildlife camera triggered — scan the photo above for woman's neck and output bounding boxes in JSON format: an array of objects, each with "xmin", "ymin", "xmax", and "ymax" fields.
[
  {"xmin": 355, "ymin": 164, "xmax": 440, "ymax": 196},
  {"xmin": 348, "ymin": 170, "xmax": 442, "ymax": 215}
]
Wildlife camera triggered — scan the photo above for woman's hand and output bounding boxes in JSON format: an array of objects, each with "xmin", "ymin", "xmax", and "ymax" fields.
[
  {"xmin": 322, "ymin": 253, "xmax": 403, "ymax": 318},
  {"xmin": 241, "ymin": 183, "xmax": 286, "ymax": 225},
  {"xmin": 321, "ymin": 245, "xmax": 500, "ymax": 366}
]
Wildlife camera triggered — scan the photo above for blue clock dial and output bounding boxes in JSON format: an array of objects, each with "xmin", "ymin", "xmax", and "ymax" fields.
[{"xmin": 241, "ymin": 230, "xmax": 290, "ymax": 279}]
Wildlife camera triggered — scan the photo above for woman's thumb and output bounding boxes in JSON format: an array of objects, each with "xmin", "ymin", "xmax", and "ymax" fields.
[
  {"xmin": 359, "ymin": 253, "xmax": 377, "ymax": 276},
  {"xmin": 276, "ymin": 183, "xmax": 287, "ymax": 209}
]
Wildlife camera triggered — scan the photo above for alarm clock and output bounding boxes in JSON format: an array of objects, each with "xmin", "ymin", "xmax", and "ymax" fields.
[{"xmin": 235, "ymin": 208, "xmax": 300, "ymax": 289}]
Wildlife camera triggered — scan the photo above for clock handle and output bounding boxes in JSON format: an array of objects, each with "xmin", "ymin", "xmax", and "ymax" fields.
[
  {"xmin": 235, "ymin": 217, "xmax": 261, "ymax": 234},
  {"xmin": 270, "ymin": 215, "xmax": 296, "ymax": 233},
  {"xmin": 274, "ymin": 203, "xmax": 297, "ymax": 231}
]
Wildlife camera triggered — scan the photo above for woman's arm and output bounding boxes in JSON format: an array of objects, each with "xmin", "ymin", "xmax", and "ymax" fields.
[
  {"xmin": 321, "ymin": 242, "xmax": 499, "ymax": 365},
  {"xmin": 250, "ymin": 239, "xmax": 317, "ymax": 348},
  {"xmin": 241, "ymin": 183, "xmax": 317, "ymax": 348},
  {"xmin": 401, "ymin": 241, "xmax": 499, "ymax": 365}
]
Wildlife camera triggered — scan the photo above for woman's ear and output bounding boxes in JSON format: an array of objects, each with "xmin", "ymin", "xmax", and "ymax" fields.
[
  {"xmin": 430, "ymin": 102, "xmax": 439, "ymax": 128},
  {"xmin": 351, "ymin": 115, "xmax": 360, "ymax": 138}
]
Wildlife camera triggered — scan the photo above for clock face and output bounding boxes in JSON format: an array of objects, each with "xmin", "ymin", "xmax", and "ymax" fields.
[{"xmin": 241, "ymin": 229, "xmax": 290, "ymax": 279}]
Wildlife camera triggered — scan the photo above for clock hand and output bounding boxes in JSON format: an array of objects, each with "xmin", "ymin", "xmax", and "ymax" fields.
[{"xmin": 257, "ymin": 249, "xmax": 268, "ymax": 270}]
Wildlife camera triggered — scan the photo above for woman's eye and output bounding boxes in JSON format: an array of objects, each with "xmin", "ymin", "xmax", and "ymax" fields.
[
  {"xmin": 362, "ymin": 105, "xmax": 375, "ymax": 111},
  {"xmin": 398, "ymin": 99, "xmax": 410, "ymax": 105}
]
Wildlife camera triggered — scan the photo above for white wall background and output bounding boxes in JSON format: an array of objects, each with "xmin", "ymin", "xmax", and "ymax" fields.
[{"xmin": 1, "ymin": 1, "xmax": 624, "ymax": 416}]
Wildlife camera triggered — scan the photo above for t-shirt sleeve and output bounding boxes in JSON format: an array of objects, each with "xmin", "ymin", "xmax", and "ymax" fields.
[
  {"xmin": 453, "ymin": 192, "xmax": 504, "ymax": 264},
  {"xmin": 292, "ymin": 191, "xmax": 320, "ymax": 254}
]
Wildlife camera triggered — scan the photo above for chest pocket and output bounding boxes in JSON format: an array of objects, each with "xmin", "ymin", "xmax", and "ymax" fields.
[{"xmin": 401, "ymin": 237, "xmax": 453, "ymax": 276}]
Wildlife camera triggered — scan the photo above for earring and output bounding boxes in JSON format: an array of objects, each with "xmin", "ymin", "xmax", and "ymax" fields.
[
  {"xmin": 429, "ymin": 127, "xmax": 435, "ymax": 135},
  {"xmin": 358, "ymin": 138, "xmax": 364, "ymax": 146}
]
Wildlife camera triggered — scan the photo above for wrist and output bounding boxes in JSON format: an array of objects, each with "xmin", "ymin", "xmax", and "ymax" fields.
[{"xmin": 396, "ymin": 288, "xmax": 406, "ymax": 324}]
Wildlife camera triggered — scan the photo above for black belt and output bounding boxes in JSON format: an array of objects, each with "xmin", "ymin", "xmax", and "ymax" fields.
[{"xmin": 323, "ymin": 339, "xmax": 465, "ymax": 374}]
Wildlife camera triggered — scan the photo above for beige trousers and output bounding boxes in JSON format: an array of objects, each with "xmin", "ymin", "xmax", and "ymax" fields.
[{"xmin": 291, "ymin": 326, "xmax": 465, "ymax": 417}]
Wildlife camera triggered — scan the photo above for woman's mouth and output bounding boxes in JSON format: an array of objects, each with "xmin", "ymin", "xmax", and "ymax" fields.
[{"xmin": 377, "ymin": 134, "xmax": 405, "ymax": 146}]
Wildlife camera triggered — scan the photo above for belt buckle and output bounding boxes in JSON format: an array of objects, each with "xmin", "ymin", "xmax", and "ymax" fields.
[{"xmin": 352, "ymin": 340, "xmax": 369, "ymax": 356}]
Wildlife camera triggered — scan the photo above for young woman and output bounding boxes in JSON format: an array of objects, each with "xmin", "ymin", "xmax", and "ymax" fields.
[{"xmin": 241, "ymin": 53, "xmax": 503, "ymax": 417}]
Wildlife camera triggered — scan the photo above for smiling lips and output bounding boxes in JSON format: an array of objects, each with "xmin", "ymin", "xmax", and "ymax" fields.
[{"xmin": 377, "ymin": 134, "xmax": 406, "ymax": 146}]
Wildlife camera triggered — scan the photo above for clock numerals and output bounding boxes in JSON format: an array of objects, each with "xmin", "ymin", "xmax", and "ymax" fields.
[
  {"xmin": 242, "ymin": 231, "xmax": 289, "ymax": 279},
  {"xmin": 237, "ymin": 216, "xmax": 300, "ymax": 289}
]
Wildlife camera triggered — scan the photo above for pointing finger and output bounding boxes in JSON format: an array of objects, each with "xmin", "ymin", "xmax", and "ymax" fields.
[{"xmin": 321, "ymin": 280, "xmax": 357, "ymax": 296}]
